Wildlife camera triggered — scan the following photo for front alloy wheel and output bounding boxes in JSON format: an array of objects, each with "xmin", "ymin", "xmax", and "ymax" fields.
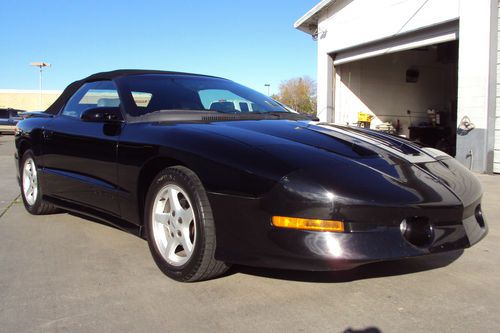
[
  {"xmin": 152, "ymin": 184, "xmax": 197, "ymax": 266},
  {"xmin": 145, "ymin": 166, "xmax": 229, "ymax": 282}
]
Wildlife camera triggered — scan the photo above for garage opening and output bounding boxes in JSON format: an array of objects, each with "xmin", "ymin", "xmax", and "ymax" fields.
[{"xmin": 333, "ymin": 40, "xmax": 459, "ymax": 156}]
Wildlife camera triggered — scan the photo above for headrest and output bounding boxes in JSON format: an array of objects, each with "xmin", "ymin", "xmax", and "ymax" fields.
[
  {"xmin": 210, "ymin": 101, "xmax": 235, "ymax": 113},
  {"xmin": 97, "ymin": 98, "xmax": 120, "ymax": 107}
]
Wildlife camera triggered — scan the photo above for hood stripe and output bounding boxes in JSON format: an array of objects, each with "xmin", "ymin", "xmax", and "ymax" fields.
[{"xmin": 310, "ymin": 122, "xmax": 436, "ymax": 164}]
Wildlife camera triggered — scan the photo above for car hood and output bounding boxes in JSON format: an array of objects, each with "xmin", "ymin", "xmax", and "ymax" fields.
[
  {"xmin": 179, "ymin": 119, "xmax": 480, "ymax": 207},
  {"xmin": 187, "ymin": 119, "xmax": 434, "ymax": 170}
]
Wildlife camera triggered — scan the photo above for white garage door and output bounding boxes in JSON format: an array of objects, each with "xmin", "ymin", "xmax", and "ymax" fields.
[{"xmin": 333, "ymin": 21, "xmax": 458, "ymax": 65}]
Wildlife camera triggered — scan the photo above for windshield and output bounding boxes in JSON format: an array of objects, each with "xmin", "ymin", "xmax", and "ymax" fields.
[{"xmin": 116, "ymin": 74, "xmax": 289, "ymax": 117}]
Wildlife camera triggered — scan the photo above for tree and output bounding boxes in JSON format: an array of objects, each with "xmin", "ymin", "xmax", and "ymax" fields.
[{"xmin": 273, "ymin": 76, "xmax": 317, "ymax": 115}]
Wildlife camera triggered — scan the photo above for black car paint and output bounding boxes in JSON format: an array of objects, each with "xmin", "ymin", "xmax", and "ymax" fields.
[{"xmin": 14, "ymin": 73, "xmax": 488, "ymax": 272}]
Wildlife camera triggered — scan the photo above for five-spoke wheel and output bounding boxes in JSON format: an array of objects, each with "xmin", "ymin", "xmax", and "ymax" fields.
[
  {"xmin": 145, "ymin": 166, "xmax": 229, "ymax": 281},
  {"xmin": 152, "ymin": 184, "xmax": 196, "ymax": 266}
]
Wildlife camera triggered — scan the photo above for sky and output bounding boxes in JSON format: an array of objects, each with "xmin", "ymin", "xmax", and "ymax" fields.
[{"xmin": 0, "ymin": 0, "xmax": 318, "ymax": 95}]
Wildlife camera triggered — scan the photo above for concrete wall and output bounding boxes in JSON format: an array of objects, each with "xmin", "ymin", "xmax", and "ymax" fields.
[
  {"xmin": 334, "ymin": 48, "xmax": 457, "ymax": 137},
  {"xmin": 0, "ymin": 90, "xmax": 61, "ymax": 111}
]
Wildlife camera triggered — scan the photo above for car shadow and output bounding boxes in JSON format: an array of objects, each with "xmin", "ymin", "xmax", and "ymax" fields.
[
  {"xmin": 228, "ymin": 250, "xmax": 464, "ymax": 283},
  {"xmin": 343, "ymin": 327, "xmax": 382, "ymax": 333}
]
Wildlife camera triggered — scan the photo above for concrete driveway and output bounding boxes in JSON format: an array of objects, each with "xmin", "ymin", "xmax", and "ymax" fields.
[{"xmin": 0, "ymin": 135, "xmax": 499, "ymax": 333}]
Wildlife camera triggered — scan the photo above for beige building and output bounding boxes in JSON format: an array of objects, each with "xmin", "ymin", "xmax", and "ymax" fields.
[{"xmin": 0, "ymin": 89, "xmax": 62, "ymax": 111}]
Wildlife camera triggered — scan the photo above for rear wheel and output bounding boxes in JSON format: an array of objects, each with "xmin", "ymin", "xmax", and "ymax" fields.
[
  {"xmin": 20, "ymin": 150, "xmax": 58, "ymax": 215},
  {"xmin": 144, "ymin": 166, "xmax": 229, "ymax": 282}
]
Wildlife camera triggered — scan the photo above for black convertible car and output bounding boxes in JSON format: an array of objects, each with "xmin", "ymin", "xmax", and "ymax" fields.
[{"xmin": 15, "ymin": 70, "xmax": 487, "ymax": 282}]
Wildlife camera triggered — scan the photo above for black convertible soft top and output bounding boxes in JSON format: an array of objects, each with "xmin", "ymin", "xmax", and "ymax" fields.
[{"xmin": 45, "ymin": 69, "xmax": 219, "ymax": 115}]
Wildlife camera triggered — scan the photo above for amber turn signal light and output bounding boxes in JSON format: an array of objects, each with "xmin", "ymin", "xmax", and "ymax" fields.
[{"xmin": 272, "ymin": 216, "xmax": 344, "ymax": 232}]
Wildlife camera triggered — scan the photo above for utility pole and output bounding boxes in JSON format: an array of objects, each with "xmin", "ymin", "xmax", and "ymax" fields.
[
  {"xmin": 30, "ymin": 62, "xmax": 51, "ymax": 110},
  {"xmin": 264, "ymin": 83, "xmax": 270, "ymax": 96}
]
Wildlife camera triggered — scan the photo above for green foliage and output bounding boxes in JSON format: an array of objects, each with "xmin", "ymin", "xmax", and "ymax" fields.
[{"xmin": 273, "ymin": 76, "xmax": 317, "ymax": 115}]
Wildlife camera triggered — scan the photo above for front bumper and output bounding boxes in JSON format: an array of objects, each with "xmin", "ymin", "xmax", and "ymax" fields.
[{"xmin": 208, "ymin": 192, "xmax": 488, "ymax": 271}]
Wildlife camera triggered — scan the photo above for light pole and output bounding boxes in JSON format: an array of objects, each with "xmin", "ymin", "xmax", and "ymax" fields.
[
  {"xmin": 264, "ymin": 83, "xmax": 270, "ymax": 96},
  {"xmin": 30, "ymin": 62, "xmax": 51, "ymax": 110}
]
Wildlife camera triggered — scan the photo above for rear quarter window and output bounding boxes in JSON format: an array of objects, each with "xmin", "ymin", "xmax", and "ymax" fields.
[{"xmin": 61, "ymin": 81, "xmax": 119, "ymax": 118}]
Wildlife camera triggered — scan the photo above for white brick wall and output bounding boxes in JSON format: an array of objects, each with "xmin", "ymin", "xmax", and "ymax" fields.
[{"xmin": 454, "ymin": 0, "xmax": 497, "ymax": 173}]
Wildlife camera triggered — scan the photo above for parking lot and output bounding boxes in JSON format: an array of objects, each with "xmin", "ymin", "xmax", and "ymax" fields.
[{"xmin": 0, "ymin": 134, "xmax": 499, "ymax": 333}]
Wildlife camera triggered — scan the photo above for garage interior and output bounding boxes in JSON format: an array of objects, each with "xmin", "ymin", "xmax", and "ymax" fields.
[{"xmin": 334, "ymin": 40, "xmax": 459, "ymax": 156}]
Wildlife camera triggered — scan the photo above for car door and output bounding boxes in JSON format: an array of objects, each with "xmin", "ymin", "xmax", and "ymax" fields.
[{"xmin": 41, "ymin": 80, "xmax": 123, "ymax": 216}]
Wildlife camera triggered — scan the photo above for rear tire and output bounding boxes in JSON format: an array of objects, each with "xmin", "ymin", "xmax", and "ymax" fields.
[
  {"xmin": 20, "ymin": 150, "xmax": 58, "ymax": 215},
  {"xmin": 144, "ymin": 166, "xmax": 229, "ymax": 282}
]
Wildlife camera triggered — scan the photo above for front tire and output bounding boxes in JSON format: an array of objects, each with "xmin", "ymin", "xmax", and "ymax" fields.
[
  {"xmin": 144, "ymin": 166, "xmax": 229, "ymax": 282},
  {"xmin": 20, "ymin": 150, "xmax": 58, "ymax": 215}
]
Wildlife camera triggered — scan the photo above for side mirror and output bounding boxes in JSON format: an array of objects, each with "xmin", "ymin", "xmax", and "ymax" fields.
[
  {"xmin": 81, "ymin": 107, "xmax": 123, "ymax": 123},
  {"xmin": 298, "ymin": 113, "xmax": 319, "ymax": 121}
]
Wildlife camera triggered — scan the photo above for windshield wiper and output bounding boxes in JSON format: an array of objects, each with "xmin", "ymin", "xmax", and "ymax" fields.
[{"xmin": 261, "ymin": 111, "xmax": 316, "ymax": 120}]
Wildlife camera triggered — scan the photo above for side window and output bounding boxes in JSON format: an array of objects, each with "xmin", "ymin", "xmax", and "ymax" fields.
[{"xmin": 61, "ymin": 81, "xmax": 120, "ymax": 118}]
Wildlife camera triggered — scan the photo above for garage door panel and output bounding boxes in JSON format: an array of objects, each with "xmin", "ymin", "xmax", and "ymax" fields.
[{"xmin": 333, "ymin": 21, "xmax": 458, "ymax": 65}]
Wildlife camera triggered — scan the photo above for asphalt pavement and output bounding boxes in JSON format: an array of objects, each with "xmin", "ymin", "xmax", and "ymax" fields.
[{"xmin": 0, "ymin": 134, "xmax": 499, "ymax": 333}]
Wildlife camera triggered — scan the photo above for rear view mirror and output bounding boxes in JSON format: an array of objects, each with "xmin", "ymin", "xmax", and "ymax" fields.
[{"xmin": 81, "ymin": 107, "xmax": 123, "ymax": 123}]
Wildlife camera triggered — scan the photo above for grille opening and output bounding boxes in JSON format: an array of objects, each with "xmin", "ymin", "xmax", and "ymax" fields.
[
  {"xmin": 475, "ymin": 205, "xmax": 485, "ymax": 228},
  {"xmin": 400, "ymin": 216, "xmax": 434, "ymax": 248}
]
